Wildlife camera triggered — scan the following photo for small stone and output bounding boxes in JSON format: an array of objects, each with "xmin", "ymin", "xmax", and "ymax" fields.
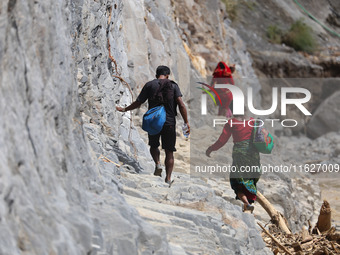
[
  {"xmin": 334, "ymin": 144, "xmax": 340, "ymax": 156},
  {"xmin": 80, "ymin": 76, "xmax": 88, "ymax": 83},
  {"xmin": 214, "ymin": 189, "xmax": 223, "ymax": 197}
]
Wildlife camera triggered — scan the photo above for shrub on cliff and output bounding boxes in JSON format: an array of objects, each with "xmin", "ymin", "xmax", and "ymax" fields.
[
  {"xmin": 266, "ymin": 19, "xmax": 317, "ymax": 54},
  {"xmin": 221, "ymin": 0, "xmax": 238, "ymax": 20},
  {"xmin": 283, "ymin": 19, "xmax": 317, "ymax": 54},
  {"xmin": 266, "ymin": 25, "xmax": 283, "ymax": 44},
  {"xmin": 221, "ymin": 0, "xmax": 257, "ymax": 21}
]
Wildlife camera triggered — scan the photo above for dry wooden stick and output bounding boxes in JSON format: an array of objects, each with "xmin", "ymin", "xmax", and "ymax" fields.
[
  {"xmin": 257, "ymin": 191, "xmax": 291, "ymax": 234},
  {"xmin": 315, "ymin": 227, "xmax": 322, "ymax": 236},
  {"xmin": 324, "ymin": 227, "xmax": 336, "ymax": 236},
  {"xmin": 257, "ymin": 222, "xmax": 293, "ymax": 255},
  {"xmin": 301, "ymin": 226, "xmax": 312, "ymax": 243},
  {"xmin": 316, "ymin": 200, "xmax": 332, "ymax": 233},
  {"xmin": 331, "ymin": 242, "xmax": 339, "ymax": 253}
]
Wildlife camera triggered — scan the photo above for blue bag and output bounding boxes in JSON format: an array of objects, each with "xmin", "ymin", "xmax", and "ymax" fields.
[{"xmin": 142, "ymin": 105, "xmax": 166, "ymax": 135}]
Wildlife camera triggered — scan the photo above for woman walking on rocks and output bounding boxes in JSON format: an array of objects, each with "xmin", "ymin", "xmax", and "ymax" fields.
[{"xmin": 206, "ymin": 116, "xmax": 261, "ymax": 213}]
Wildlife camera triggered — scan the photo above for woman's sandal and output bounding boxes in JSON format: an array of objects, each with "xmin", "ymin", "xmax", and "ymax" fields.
[{"xmin": 243, "ymin": 204, "xmax": 255, "ymax": 213}]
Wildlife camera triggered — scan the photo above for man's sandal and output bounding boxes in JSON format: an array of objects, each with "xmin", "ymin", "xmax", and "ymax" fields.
[
  {"xmin": 153, "ymin": 164, "xmax": 162, "ymax": 177},
  {"xmin": 165, "ymin": 179, "xmax": 174, "ymax": 188}
]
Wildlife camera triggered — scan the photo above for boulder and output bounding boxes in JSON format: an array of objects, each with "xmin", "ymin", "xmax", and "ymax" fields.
[{"xmin": 307, "ymin": 91, "xmax": 340, "ymax": 138}]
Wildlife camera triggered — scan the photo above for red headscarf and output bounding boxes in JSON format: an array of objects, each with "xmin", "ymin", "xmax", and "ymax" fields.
[
  {"xmin": 211, "ymin": 62, "xmax": 234, "ymax": 117},
  {"xmin": 212, "ymin": 61, "xmax": 234, "ymax": 85}
]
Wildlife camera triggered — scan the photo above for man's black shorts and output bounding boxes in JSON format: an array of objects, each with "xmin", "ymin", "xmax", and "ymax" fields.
[{"xmin": 148, "ymin": 125, "xmax": 176, "ymax": 151}]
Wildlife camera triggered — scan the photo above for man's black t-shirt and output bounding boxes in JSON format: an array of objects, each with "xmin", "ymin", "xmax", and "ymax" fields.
[{"xmin": 136, "ymin": 79, "xmax": 182, "ymax": 126}]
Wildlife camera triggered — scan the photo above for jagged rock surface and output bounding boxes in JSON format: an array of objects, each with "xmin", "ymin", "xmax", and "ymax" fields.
[
  {"xmin": 307, "ymin": 91, "xmax": 340, "ymax": 138},
  {"xmin": 0, "ymin": 0, "xmax": 170, "ymax": 254},
  {"xmin": 118, "ymin": 172, "xmax": 272, "ymax": 255},
  {"xmin": 232, "ymin": 0, "xmax": 340, "ymax": 132}
]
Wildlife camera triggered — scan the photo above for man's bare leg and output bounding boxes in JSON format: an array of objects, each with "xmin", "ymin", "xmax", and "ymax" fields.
[
  {"xmin": 164, "ymin": 149, "xmax": 174, "ymax": 183},
  {"xmin": 150, "ymin": 147, "xmax": 160, "ymax": 165},
  {"xmin": 150, "ymin": 147, "xmax": 162, "ymax": 176}
]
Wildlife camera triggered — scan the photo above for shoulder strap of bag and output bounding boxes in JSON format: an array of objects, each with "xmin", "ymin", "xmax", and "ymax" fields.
[{"xmin": 153, "ymin": 79, "xmax": 174, "ymax": 105}]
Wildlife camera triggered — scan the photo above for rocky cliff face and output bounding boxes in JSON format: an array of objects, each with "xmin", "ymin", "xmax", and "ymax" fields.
[
  {"xmin": 0, "ymin": 0, "xmax": 170, "ymax": 254},
  {"xmin": 231, "ymin": 0, "xmax": 340, "ymax": 137},
  {"xmin": 0, "ymin": 0, "xmax": 336, "ymax": 254},
  {"xmin": 1, "ymin": 1, "xmax": 96, "ymax": 254}
]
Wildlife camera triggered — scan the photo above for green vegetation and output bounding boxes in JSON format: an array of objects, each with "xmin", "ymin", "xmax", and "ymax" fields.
[
  {"xmin": 266, "ymin": 25, "xmax": 283, "ymax": 44},
  {"xmin": 282, "ymin": 19, "xmax": 317, "ymax": 54},
  {"xmin": 221, "ymin": 0, "xmax": 257, "ymax": 21},
  {"xmin": 221, "ymin": 0, "xmax": 238, "ymax": 21},
  {"xmin": 266, "ymin": 19, "xmax": 317, "ymax": 54},
  {"xmin": 243, "ymin": 1, "xmax": 257, "ymax": 11}
]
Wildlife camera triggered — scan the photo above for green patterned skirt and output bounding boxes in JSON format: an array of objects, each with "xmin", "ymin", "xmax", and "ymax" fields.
[{"xmin": 230, "ymin": 140, "xmax": 261, "ymax": 202}]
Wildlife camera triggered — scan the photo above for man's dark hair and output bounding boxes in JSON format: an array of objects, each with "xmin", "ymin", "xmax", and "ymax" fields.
[{"xmin": 156, "ymin": 65, "xmax": 170, "ymax": 78}]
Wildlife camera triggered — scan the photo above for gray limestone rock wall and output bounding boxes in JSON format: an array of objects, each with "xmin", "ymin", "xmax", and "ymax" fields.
[
  {"xmin": 0, "ymin": 0, "xmax": 170, "ymax": 254},
  {"xmin": 0, "ymin": 1, "xmax": 95, "ymax": 254}
]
